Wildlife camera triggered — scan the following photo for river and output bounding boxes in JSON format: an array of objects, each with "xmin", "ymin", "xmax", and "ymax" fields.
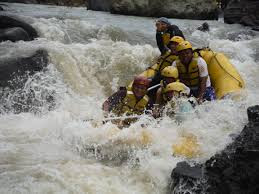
[{"xmin": 0, "ymin": 3, "xmax": 259, "ymax": 194}]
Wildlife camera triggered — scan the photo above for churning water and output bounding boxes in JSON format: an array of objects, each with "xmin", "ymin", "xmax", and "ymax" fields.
[{"xmin": 0, "ymin": 3, "xmax": 259, "ymax": 194}]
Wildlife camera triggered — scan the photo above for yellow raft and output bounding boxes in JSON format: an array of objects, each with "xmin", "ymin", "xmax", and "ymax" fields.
[
  {"xmin": 198, "ymin": 48, "xmax": 245, "ymax": 99},
  {"xmin": 105, "ymin": 126, "xmax": 200, "ymax": 158},
  {"xmin": 129, "ymin": 49, "xmax": 245, "ymax": 99}
]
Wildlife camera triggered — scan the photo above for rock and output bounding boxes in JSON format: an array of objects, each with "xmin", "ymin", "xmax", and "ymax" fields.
[
  {"xmin": 169, "ymin": 105, "xmax": 259, "ymax": 194},
  {"xmin": 240, "ymin": 15, "xmax": 259, "ymax": 27},
  {"xmin": 0, "ymin": 27, "xmax": 30, "ymax": 42},
  {"xmin": 0, "ymin": 6, "xmax": 4, "ymax": 11},
  {"xmin": 0, "ymin": 0, "xmax": 38, "ymax": 4},
  {"xmin": 172, "ymin": 162, "xmax": 203, "ymax": 179},
  {"xmin": 0, "ymin": 49, "xmax": 49, "ymax": 88},
  {"xmin": 87, "ymin": 0, "xmax": 111, "ymax": 11},
  {"xmin": 0, "ymin": 50, "xmax": 57, "ymax": 114},
  {"xmin": 197, "ymin": 22, "xmax": 210, "ymax": 32},
  {"xmin": 37, "ymin": 0, "xmax": 86, "ymax": 6},
  {"xmin": 224, "ymin": 0, "xmax": 259, "ymax": 29},
  {"xmin": 247, "ymin": 105, "xmax": 259, "ymax": 123},
  {"xmin": 0, "ymin": 16, "xmax": 38, "ymax": 41},
  {"xmin": 110, "ymin": 0, "xmax": 218, "ymax": 20}
]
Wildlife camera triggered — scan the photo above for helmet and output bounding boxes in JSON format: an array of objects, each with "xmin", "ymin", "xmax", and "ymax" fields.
[
  {"xmin": 161, "ymin": 66, "xmax": 179, "ymax": 79},
  {"xmin": 156, "ymin": 17, "xmax": 171, "ymax": 25},
  {"xmin": 176, "ymin": 41, "xmax": 192, "ymax": 52},
  {"xmin": 133, "ymin": 76, "xmax": 150, "ymax": 87},
  {"xmin": 170, "ymin": 36, "xmax": 184, "ymax": 44},
  {"xmin": 164, "ymin": 82, "xmax": 186, "ymax": 93}
]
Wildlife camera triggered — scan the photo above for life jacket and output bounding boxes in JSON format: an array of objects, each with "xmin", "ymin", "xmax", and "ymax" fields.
[
  {"xmin": 176, "ymin": 57, "xmax": 200, "ymax": 88},
  {"xmin": 162, "ymin": 32, "xmax": 171, "ymax": 47},
  {"xmin": 114, "ymin": 89, "xmax": 149, "ymax": 116},
  {"xmin": 158, "ymin": 52, "xmax": 178, "ymax": 73},
  {"xmin": 149, "ymin": 52, "xmax": 178, "ymax": 74}
]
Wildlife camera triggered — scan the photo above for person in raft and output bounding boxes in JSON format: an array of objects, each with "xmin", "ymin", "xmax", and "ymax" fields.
[
  {"xmin": 172, "ymin": 41, "xmax": 216, "ymax": 103},
  {"xmin": 154, "ymin": 66, "xmax": 186, "ymax": 106},
  {"xmin": 152, "ymin": 81, "xmax": 192, "ymax": 119},
  {"xmin": 102, "ymin": 76, "xmax": 153, "ymax": 127},
  {"xmin": 155, "ymin": 17, "xmax": 185, "ymax": 55},
  {"xmin": 147, "ymin": 36, "xmax": 185, "ymax": 99}
]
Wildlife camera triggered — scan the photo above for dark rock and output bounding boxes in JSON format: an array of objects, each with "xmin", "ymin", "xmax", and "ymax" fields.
[
  {"xmin": 247, "ymin": 105, "xmax": 259, "ymax": 123},
  {"xmin": 0, "ymin": 0, "xmax": 38, "ymax": 3},
  {"xmin": 0, "ymin": 16, "xmax": 38, "ymax": 41},
  {"xmin": 0, "ymin": 6, "xmax": 4, "ymax": 11},
  {"xmin": 252, "ymin": 26, "xmax": 259, "ymax": 31},
  {"xmin": 0, "ymin": 50, "xmax": 54, "ymax": 114},
  {"xmin": 0, "ymin": 49, "xmax": 49, "ymax": 88},
  {"xmin": 0, "ymin": 27, "xmax": 30, "ymax": 42},
  {"xmin": 224, "ymin": 0, "xmax": 259, "ymax": 29},
  {"xmin": 197, "ymin": 22, "xmax": 210, "ymax": 32},
  {"xmin": 169, "ymin": 105, "xmax": 259, "ymax": 194},
  {"xmin": 110, "ymin": 0, "xmax": 218, "ymax": 20},
  {"xmin": 240, "ymin": 15, "xmax": 259, "ymax": 26},
  {"xmin": 172, "ymin": 162, "xmax": 203, "ymax": 179},
  {"xmin": 87, "ymin": 0, "xmax": 111, "ymax": 11}
]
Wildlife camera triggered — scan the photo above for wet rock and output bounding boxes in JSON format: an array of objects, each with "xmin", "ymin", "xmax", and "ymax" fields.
[
  {"xmin": 110, "ymin": 0, "xmax": 218, "ymax": 20},
  {"xmin": 247, "ymin": 105, "xmax": 259, "ymax": 123},
  {"xmin": 86, "ymin": 0, "xmax": 111, "ymax": 11},
  {"xmin": 172, "ymin": 162, "xmax": 203, "ymax": 179},
  {"xmin": 197, "ymin": 22, "xmax": 210, "ymax": 32},
  {"xmin": 0, "ymin": 27, "xmax": 30, "ymax": 42},
  {"xmin": 0, "ymin": 50, "xmax": 54, "ymax": 114},
  {"xmin": 0, "ymin": 16, "xmax": 38, "ymax": 41},
  {"xmin": 0, "ymin": 49, "xmax": 49, "ymax": 88},
  {"xmin": 224, "ymin": 0, "xmax": 259, "ymax": 30},
  {"xmin": 169, "ymin": 105, "xmax": 259, "ymax": 194}
]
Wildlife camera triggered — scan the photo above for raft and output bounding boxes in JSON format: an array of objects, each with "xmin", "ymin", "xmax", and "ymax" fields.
[
  {"xmin": 128, "ymin": 52, "xmax": 177, "ymax": 90},
  {"xmin": 198, "ymin": 48, "xmax": 245, "ymax": 99},
  {"xmin": 106, "ymin": 126, "xmax": 200, "ymax": 158}
]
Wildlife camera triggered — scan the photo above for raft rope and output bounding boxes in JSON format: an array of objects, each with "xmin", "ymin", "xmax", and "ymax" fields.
[
  {"xmin": 195, "ymin": 48, "xmax": 244, "ymax": 88},
  {"xmin": 213, "ymin": 52, "xmax": 244, "ymax": 88}
]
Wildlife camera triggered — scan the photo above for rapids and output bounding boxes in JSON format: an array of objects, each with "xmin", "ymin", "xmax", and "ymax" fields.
[{"xmin": 0, "ymin": 3, "xmax": 259, "ymax": 194}]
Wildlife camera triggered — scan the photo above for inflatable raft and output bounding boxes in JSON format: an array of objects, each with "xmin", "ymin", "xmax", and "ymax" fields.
[
  {"xmin": 197, "ymin": 48, "xmax": 245, "ymax": 99},
  {"xmin": 130, "ymin": 48, "xmax": 245, "ymax": 99}
]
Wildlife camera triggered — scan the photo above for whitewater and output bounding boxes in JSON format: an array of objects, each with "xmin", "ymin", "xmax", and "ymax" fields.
[{"xmin": 0, "ymin": 3, "xmax": 259, "ymax": 194}]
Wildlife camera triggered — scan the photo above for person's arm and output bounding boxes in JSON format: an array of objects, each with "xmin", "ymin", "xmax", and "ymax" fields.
[
  {"xmin": 155, "ymin": 87, "xmax": 163, "ymax": 105},
  {"xmin": 156, "ymin": 32, "xmax": 168, "ymax": 55},
  {"xmin": 197, "ymin": 58, "xmax": 209, "ymax": 103},
  {"xmin": 197, "ymin": 76, "xmax": 207, "ymax": 103}
]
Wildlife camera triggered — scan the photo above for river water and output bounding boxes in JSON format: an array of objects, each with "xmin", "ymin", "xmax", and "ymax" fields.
[{"xmin": 0, "ymin": 3, "xmax": 259, "ymax": 194}]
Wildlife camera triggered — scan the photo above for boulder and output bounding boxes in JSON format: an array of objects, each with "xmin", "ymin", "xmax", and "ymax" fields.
[
  {"xmin": 86, "ymin": 0, "xmax": 111, "ymax": 11},
  {"xmin": 110, "ymin": 0, "xmax": 218, "ymax": 20},
  {"xmin": 197, "ymin": 22, "xmax": 210, "ymax": 32},
  {"xmin": 0, "ymin": 16, "xmax": 38, "ymax": 41},
  {"xmin": 0, "ymin": 27, "xmax": 30, "ymax": 42},
  {"xmin": 169, "ymin": 105, "xmax": 259, "ymax": 194},
  {"xmin": 0, "ymin": 50, "xmax": 57, "ymax": 114},
  {"xmin": 0, "ymin": 0, "xmax": 38, "ymax": 4},
  {"xmin": 0, "ymin": 49, "xmax": 48, "ymax": 88},
  {"xmin": 224, "ymin": 0, "xmax": 259, "ymax": 30}
]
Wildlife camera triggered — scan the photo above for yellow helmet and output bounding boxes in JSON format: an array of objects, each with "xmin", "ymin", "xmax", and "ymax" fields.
[
  {"xmin": 164, "ymin": 82, "xmax": 186, "ymax": 93},
  {"xmin": 170, "ymin": 36, "xmax": 184, "ymax": 44},
  {"xmin": 161, "ymin": 66, "xmax": 179, "ymax": 78},
  {"xmin": 176, "ymin": 41, "xmax": 192, "ymax": 52}
]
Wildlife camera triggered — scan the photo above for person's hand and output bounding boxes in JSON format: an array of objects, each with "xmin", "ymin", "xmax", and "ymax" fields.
[
  {"xmin": 152, "ymin": 104, "xmax": 161, "ymax": 118},
  {"xmin": 197, "ymin": 97, "xmax": 203, "ymax": 104},
  {"xmin": 102, "ymin": 101, "xmax": 110, "ymax": 112}
]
